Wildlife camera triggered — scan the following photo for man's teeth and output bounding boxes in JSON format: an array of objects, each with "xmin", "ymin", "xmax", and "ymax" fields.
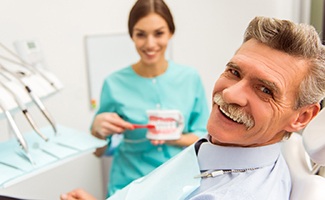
[{"xmin": 220, "ymin": 107, "xmax": 243, "ymax": 124}]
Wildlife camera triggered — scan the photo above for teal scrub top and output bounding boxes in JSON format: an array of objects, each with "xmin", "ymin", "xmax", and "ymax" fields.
[{"xmin": 95, "ymin": 60, "xmax": 209, "ymax": 197}]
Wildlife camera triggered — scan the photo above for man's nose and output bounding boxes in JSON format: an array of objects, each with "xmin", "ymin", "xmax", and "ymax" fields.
[{"xmin": 222, "ymin": 81, "xmax": 249, "ymax": 107}]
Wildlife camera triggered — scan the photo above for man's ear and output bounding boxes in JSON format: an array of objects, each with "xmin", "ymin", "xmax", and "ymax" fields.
[{"xmin": 285, "ymin": 104, "xmax": 320, "ymax": 132}]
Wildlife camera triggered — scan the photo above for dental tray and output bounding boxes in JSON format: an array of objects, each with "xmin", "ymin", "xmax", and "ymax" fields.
[{"xmin": 0, "ymin": 124, "xmax": 107, "ymax": 188}]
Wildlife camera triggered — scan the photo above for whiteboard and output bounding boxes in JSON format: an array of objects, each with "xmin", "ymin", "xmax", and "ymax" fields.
[{"xmin": 84, "ymin": 33, "xmax": 172, "ymax": 110}]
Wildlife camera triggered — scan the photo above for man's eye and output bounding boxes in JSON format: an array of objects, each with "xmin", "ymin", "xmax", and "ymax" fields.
[
  {"xmin": 260, "ymin": 86, "xmax": 272, "ymax": 95},
  {"xmin": 230, "ymin": 69, "xmax": 240, "ymax": 77}
]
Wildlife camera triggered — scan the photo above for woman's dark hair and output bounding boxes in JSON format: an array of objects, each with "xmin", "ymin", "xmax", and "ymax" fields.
[{"xmin": 128, "ymin": 0, "xmax": 175, "ymax": 37}]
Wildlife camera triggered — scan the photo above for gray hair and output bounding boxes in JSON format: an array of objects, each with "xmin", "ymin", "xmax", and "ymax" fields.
[{"xmin": 244, "ymin": 16, "xmax": 325, "ymax": 109}]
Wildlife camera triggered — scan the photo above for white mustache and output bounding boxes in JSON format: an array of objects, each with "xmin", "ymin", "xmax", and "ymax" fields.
[{"xmin": 213, "ymin": 94, "xmax": 254, "ymax": 130}]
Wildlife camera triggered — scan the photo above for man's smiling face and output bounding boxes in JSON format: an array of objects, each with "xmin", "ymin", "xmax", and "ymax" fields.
[{"xmin": 207, "ymin": 39, "xmax": 310, "ymax": 147}]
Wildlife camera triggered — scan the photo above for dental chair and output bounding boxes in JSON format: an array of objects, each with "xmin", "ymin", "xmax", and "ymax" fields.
[{"xmin": 281, "ymin": 109, "xmax": 325, "ymax": 200}]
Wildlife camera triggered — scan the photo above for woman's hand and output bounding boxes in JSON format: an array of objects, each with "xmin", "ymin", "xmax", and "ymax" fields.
[
  {"xmin": 60, "ymin": 189, "xmax": 96, "ymax": 200},
  {"xmin": 91, "ymin": 112, "xmax": 134, "ymax": 157},
  {"xmin": 150, "ymin": 133, "xmax": 199, "ymax": 147},
  {"xmin": 91, "ymin": 112, "xmax": 134, "ymax": 139}
]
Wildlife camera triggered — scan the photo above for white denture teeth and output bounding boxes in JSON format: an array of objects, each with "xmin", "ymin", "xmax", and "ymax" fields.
[{"xmin": 151, "ymin": 120, "xmax": 177, "ymax": 133}]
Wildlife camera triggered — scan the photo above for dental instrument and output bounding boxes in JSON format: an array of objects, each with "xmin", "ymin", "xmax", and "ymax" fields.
[
  {"xmin": 0, "ymin": 65, "xmax": 57, "ymax": 134},
  {"xmin": 0, "ymin": 100, "xmax": 34, "ymax": 165},
  {"xmin": 0, "ymin": 42, "xmax": 59, "ymax": 90},
  {"xmin": 0, "ymin": 73, "xmax": 48, "ymax": 141}
]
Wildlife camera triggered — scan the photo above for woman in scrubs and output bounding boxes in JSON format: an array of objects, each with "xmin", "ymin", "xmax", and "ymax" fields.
[{"xmin": 91, "ymin": 0, "xmax": 209, "ymax": 197}]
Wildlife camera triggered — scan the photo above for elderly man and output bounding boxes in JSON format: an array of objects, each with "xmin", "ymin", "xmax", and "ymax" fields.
[{"xmin": 61, "ymin": 16, "xmax": 325, "ymax": 200}]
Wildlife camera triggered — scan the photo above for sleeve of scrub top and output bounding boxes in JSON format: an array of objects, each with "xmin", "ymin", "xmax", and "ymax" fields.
[
  {"xmin": 91, "ymin": 79, "xmax": 117, "ymax": 153},
  {"xmin": 187, "ymin": 73, "xmax": 209, "ymax": 138},
  {"xmin": 97, "ymin": 79, "xmax": 117, "ymax": 114}
]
